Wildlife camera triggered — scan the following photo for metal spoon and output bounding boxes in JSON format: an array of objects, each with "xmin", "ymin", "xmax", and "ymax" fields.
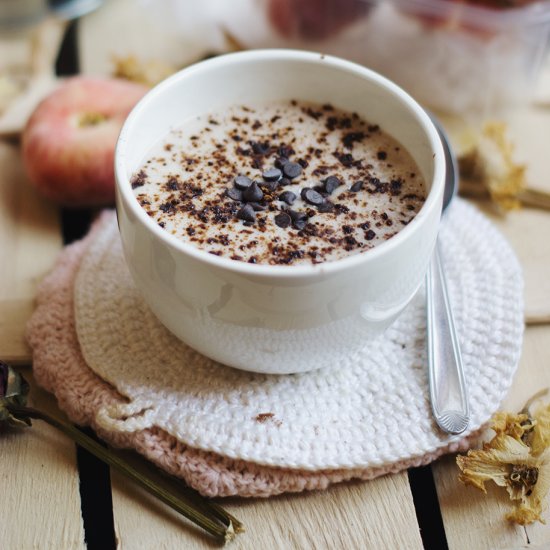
[{"xmin": 427, "ymin": 118, "xmax": 470, "ymax": 435}]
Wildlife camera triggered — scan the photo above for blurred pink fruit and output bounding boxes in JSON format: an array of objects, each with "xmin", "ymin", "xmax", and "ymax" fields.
[
  {"xmin": 22, "ymin": 76, "xmax": 148, "ymax": 207},
  {"xmin": 268, "ymin": 0, "xmax": 371, "ymax": 40}
]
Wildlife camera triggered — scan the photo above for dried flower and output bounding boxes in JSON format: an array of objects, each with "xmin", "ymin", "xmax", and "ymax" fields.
[
  {"xmin": 458, "ymin": 122, "xmax": 550, "ymax": 212},
  {"xmin": 0, "ymin": 360, "xmax": 31, "ymax": 428},
  {"xmin": 457, "ymin": 391, "xmax": 550, "ymax": 525},
  {"xmin": 458, "ymin": 121, "xmax": 526, "ymax": 211}
]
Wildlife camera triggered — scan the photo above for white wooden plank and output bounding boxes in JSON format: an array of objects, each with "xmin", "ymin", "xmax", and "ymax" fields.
[
  {"xmin": 0, "ymin": 143, "xmax": 62, "ymax": 364},
  {"xmin": 440, "ymin": 104, "xmax": 550, "ymax": 324},
  {"xmin": 488, "ymin": 207, "xmax": 550, "ymax": 324},
  {"xmin": 0, "ymin": 18, "xmax": 66, "ymax": 137},
  {"xmin": 2, "ymin": 368, "xmax": 86, "ymax": 549},
  {"xmin": 111, "ymin": 469, "xmax": 422, "ymax": 549},
  {"xmin": 434, "ymin": 326, "xmax": 550, "ymax": 550}
]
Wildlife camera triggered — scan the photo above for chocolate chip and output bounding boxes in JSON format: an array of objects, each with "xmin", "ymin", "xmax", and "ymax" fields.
[
  {"xmin": 274, "ymin": 212, "xmax": 291, "ymax": 228},
  {"xmin": 288, "ymin": 209, "xmax": 305, "ymax": 222},
  {"xmin": 288, "ymin": 209, "xmax": 308, "ymax": 230},
  {"xmin": 260, "ymin": 180, "xmax": 279, "ymax": 193},
  {"xmin": 310, "ymin": 184, "xmax": 323, "ymax": 195},
  {"xmin": 243, "ymin": 182, "xmax": 263, "ymax": 202},
  {"xmin": 279, "ymin": 177, "xmax": 291, "ymax": 187},
  {"xmin": 350, "ymin": 180, "xmax": 364, "ymax": 192},
  {"xmin": 282, "ymin": 162, "xmax": 302, "ymax": 179},
  {"xmin": 226, "ymin": 187, "xmax": 243, "ymax": 201},
  {"xmin": 237, "ymin": 204, "xmax": 256, "ymax": 223},
  {"xmin": 323, "ymin": 175, "xmax": 341, "ymax": 194},
  {"xmin": 279, "ymin": 191, "xmax": 297, "ymax": 205},
  {"xmin": 301, "ymin": 188, "xmax": 324, "ymax": 206},
  {"xmin": 262, "ymin": 167, "xmax": 282, "ymax": 182},
  {"xmin": 249, "ymin": 202, "xmax": 266, "ymax": 211},
  {"xmin": 377, "ymin": 151, "xmax": 387, "ymax": 160},
  {"xmin": 365, "ymin": 229, "xmax": 376, "ymax": 240},
  {"xmin": 317, "ymin": 201, "xmax": 334, "ymax": 213},
  {"xmin": 234, "ymin": 175, "xmax": 253, "ymax": 189},
  {"xmin": 274, "ymin": 157, "xmax": 288, "ymax": 169}
]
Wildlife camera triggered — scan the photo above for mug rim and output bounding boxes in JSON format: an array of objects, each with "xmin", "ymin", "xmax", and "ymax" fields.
[{"xmin": 115, "ymin": 48, "xmax": 445, "ymax": 279}]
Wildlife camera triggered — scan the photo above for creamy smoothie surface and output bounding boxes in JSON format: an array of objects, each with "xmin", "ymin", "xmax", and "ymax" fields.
[{"xmin": 132, "ymin": 100, "xmax": 426, "ymax": 265}]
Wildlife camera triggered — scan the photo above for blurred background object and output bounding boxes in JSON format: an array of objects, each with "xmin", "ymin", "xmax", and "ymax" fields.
[
  {"xmin": 267, "ymin": 0, "xmax": 372, "ymax": 40},
  {"xmin": 205, "ymin": 0, "xmax": 550, "ymax": 117},
  {"xmin": 0, "ymin": 0, "xmax": 103, "ymax": 30},
  {"xmin": 3, "ymin": 0, "xmax": 550, "ymax": 132}
]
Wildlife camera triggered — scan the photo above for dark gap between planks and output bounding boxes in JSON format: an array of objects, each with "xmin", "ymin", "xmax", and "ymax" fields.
[
  {"xmin": 408, "ymin": 466, "xmax": 449, "ymax": 550},
  {"xmin": 57, "ymin": 19, "xmax": 117, "ymax": 550},
  {"xmin": 75, "ymin": 428, "xmax": 117, "ymax": 550}
]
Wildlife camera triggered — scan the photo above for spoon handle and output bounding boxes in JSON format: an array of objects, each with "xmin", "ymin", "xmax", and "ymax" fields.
[{"xmin": 426, "ymin": 241, "xmax": 470, "ymax": 434}]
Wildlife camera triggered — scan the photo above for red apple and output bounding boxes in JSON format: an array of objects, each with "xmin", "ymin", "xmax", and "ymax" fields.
[{"xmin": 21, "ymin": 76, "xmax": 148, "ymax": 207}]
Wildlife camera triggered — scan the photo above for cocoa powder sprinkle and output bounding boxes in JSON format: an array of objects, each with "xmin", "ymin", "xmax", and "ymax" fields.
[{"xmin": 131, "ymin": 100, "xmax": 425, "ymax": 265}]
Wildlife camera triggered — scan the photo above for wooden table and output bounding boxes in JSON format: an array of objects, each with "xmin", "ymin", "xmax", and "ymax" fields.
[{"xmin": 2, "ymin": 2, "xmax": 550, "ymax": 548}]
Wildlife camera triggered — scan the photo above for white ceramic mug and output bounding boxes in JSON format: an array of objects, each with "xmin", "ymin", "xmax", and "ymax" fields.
[{"xmin": 115, "ymin": 49, "xmax": 445, "ymax": 374}]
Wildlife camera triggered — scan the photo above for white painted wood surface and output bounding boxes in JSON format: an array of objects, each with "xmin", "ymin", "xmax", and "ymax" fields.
[
  {"xmin": 0, "ymin": 143, "xmax": 61, "ymax": 363},
  {"xmin": 488, "ymin": 106, "xmax": 550, "ymax": 324},
  {"xmin": 0, "ymin": 19, "xmax": 65, "ymax": 137},
  {"xmin": 434, "ymin": 327, "xmax": 550, "ymax": 550},
  {"xmin": 111, "ymin": 468, "xmax": 422, "ymax": 549},
  {"xmin": 2, "ymin": 369, "xmax": 86, "ymax": 550}
]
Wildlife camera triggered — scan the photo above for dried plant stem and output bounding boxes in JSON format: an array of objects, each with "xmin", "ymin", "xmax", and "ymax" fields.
[
  {"xmin": 205, "ymin": 501, "xmax": 245, "ymax": 534},
  {"xmin": 525, "ymin": 314, "xmax": 550, "ymax": 326},
  {"xmin": 168, "ymin": 475, "xmax": 245, "ymax": 534},
  {"xmin": 7, "ymin": 404, "xmax": 240, "ymax": 545},
  {"xmin": 128, "ymin": 450, "xmax": 245, "ymax": 535},
  {"xmin": 516, "ymin": 189, "xmax": 550, "ymax": 211},
  {"xmin": 460, "ymin": 180, "xmax": 550, "ymax": 212}
]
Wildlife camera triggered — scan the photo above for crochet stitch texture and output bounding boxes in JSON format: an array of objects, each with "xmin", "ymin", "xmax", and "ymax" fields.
[{"xmin": 28, "ymin": 199, "xmax": 524, "ymax": 496}]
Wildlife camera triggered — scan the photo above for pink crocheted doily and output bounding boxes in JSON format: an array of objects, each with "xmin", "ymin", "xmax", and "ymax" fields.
[{"xmin": 27, "ymin": 212, "xmax": 481, "ymax": 498}]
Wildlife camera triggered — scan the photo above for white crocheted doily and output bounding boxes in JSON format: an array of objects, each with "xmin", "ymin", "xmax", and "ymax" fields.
[{"xmin": 74, "ymin": 199, "xmax": 524, "ymax": 470}]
